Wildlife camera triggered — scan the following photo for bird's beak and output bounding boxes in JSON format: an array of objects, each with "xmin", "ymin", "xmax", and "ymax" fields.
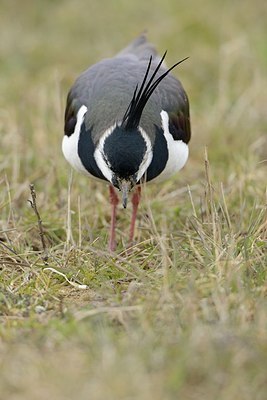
[{"xmin": 120, "ymin": 180, "xmax": 131, "ymax": 209}]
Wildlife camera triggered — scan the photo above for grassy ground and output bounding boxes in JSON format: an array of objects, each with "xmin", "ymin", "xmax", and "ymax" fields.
[{"xmin": 0, "ymin": 0, "xmax": 266, "ymax": 399}]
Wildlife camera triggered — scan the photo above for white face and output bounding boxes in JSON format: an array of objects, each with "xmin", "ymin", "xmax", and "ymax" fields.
[
  {"xmin": 93, "ymin": 123, "xmax": 153, "ymax": 185},
  {"xmin": 135, "ymin": 127, "xmax": 153, "ymax": 182},
  {"xmin": 93, "ymin": 124, "xmax": 116, "ymax": 183}
]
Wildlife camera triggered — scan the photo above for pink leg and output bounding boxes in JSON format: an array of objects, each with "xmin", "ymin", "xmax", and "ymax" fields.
[
  {"xmin": 129, "ymin": 186, "xmax": 141, "ymax": 245},
  {"xmin": 109, "ymin": 185, "xmax": 119, "ymax": 251}
]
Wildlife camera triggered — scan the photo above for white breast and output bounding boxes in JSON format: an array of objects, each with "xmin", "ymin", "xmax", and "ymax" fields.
[
  {"xmin": 62, "ymin": 105, "xmax": 90, "ymax": 176},
  {"xmin": 150, "ymin": 110, "xmax": 189, "ymax": 183}
]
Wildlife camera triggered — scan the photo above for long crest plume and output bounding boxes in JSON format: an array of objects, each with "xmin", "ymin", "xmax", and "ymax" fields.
[{"xmin": 121, "ymin": 52, "xmax": 189, "ymax": 130}]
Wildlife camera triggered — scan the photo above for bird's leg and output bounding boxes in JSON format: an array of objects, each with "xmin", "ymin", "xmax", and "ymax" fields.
[
  {"xmin": 109, "ymin": 185, "xmax": 119, "ymax": 251},
  {"xmin": 129, "ymin": 186, "xmax": 141, "ymax": 245}
]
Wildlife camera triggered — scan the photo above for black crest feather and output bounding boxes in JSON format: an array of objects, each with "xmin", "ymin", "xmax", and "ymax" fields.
[{"xmin": 121, "ymin": 52, "xmax": 189, "ymax": 130}]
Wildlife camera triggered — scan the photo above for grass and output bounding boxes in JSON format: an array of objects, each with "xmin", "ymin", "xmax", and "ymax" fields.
[{"xmin": 0, "ymin": 0, "xmax": 266, "ymax": 399}]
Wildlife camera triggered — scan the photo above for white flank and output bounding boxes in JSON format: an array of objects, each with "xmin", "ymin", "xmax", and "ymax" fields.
[
  {"xmin": 94, "ymin": 124, "xmax": 117, "ymax": 183},
  {"xmin": 152, "ymin": 110, "xmax": 189, "ymax": 183},
  {"xmin": 62, "ymin": 105, "xmax": 89, "ymax": 175}
]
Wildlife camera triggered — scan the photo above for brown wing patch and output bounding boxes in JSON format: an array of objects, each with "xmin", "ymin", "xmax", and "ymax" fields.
[
  {"xmin": 64, "ymin": 92, "xmax": 80, "ymax": 137},
  {"xmin": 168, "ymin": 110, "xmax": 191, "ymax": 144}
]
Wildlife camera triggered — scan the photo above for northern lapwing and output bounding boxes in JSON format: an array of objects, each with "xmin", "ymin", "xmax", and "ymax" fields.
[{"xmin": 62, "ymin": 34, "xmax": 191, "ymax": 251}]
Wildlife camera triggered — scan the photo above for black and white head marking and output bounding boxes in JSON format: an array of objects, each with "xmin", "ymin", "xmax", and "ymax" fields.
[{"xmin": 94, "ymin": 124, "xmax": 153, "ymax": 185}]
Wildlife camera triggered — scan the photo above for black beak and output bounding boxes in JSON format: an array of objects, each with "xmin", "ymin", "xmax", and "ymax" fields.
[{"xmin": 120, "ymin": 181, "xmax": 131, "ymax": 208}]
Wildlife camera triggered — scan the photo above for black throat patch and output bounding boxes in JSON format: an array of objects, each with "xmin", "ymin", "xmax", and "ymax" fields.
[{"xmin": 103, "ymin": 126, "xmax": 146, "ymax": 179}]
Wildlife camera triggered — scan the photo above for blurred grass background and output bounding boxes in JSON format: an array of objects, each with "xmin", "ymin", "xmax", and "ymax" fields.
[{"xmin": 0, "ymin": 0, "xmax": 266, "ymax": 399}]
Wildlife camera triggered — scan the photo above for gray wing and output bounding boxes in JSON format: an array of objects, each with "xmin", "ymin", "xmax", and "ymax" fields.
[
  {"xmin": 65, "ymin": 34, "xmax": 157, "ymax": 138},
  {"xmin": 65, "ymin": 57, "xmax": 149, "ymax": 142},
  {"xmin": 115, "ymin": 33, "xmax": 190, "ymax": 144},
  {"xmin": 64, "ymin": 35, "xmax": 190, "ymax": 145},
  {"xmin": 153, "ymin": 74, "xmax": 191, "ymax": 144}
]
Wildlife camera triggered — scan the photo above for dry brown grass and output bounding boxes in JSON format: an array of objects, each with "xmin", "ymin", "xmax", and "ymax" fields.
[{"xmin": 0, "ymin": 0, "xmax": 266, "ymax": 399}]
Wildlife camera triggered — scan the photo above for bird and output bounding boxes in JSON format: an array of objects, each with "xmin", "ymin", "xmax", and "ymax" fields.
[{"xmin": 62, "ymin": 34, "xmax": 191, "ymax": 251}]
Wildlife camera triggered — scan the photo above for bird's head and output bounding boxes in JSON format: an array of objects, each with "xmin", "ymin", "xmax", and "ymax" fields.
[{"xmin": 94, "ymin": 124, "xmax": 152, "ymax": 208}]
